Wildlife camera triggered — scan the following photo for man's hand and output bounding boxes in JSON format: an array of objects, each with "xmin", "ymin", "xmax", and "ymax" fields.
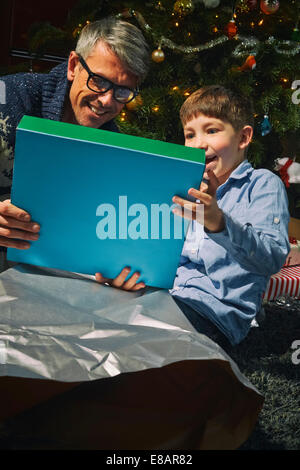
[
  {"xmin": 95, "ymin": 267, "xmax": 146, "ymax": 291},
  {"xmin": 0, "ymin": 199, "xmax": 40, "ymax": 249},
  {"xmin": 172, "ymin": 168, "xmax": 225, "ymax": 233}
]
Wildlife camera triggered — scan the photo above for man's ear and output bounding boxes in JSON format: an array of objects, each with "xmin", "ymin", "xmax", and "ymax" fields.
[
  {"xmin": 239, "ymin": 125, "xmax": 253, "ymax": 150},
  {"xmin": 67, "ymin": 51, "xmax": 80, "ymax": 82}
]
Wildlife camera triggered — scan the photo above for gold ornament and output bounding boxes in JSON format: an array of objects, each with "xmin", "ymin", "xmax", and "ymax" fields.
[
  {"xmin": 152, "ymin": 105, "xmax": 160, "ymax": 113},
  {"xmin": 279, "ymin": 76, "xmax": 290, "ymax": 89},
  {"xmin": 173, "ymin": 0, "xmax": 195, "ymax": 17},
  {"xmin": 72, "ymin": 20, "xmax": 90, "ymax": 39},
  {"xmin": 155, "ymin": 1, "xmax": 166, "ymax": 10},
  {"xmin": 119, "ymin": 111, "xmax": 127, "ymax": 122},
  {"xmin": 151, "ymin": 47, "xmax": 165, "ymax": 63},
  {"xmin": 125, "ymin": 95, "xmax": 143, "ymax": 111},
  {"xmin": 72, "ymin": 24, "xmax": 83, "ymax": 38}
]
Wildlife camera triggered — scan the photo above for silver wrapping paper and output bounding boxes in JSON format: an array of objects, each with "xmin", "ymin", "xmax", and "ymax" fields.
[{"xmin": 0, "ymin": 264, "xmax": 259, "ymax": 396}]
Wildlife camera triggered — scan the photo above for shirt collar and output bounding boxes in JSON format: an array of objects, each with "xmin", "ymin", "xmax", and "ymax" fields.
[
  {"xmin": 216, "ymin": 160, "xmax": 253, "ymax": 194},
  {"xmin": 220, "ymin": 159, "xmax": 253, "ymax": 186},
  {"xmin": 227, "ymin": 159, "xmax": 253, "ymax": 181}
]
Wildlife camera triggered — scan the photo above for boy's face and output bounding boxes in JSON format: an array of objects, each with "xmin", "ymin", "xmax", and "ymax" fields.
[{"xmin": 183, "ymin": 113, "xmax": 252, "ymax": 184}]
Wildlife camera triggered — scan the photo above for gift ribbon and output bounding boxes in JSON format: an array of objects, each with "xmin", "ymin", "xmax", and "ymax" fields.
[{"xmin": 279, "ymin": 158, "xmax": 293, "ymax": 188}]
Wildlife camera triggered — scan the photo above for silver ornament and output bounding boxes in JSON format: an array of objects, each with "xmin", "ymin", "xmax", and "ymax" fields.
[{"xmin": 202, "ymin": 0, "xmax": 221, "ymax": 8}]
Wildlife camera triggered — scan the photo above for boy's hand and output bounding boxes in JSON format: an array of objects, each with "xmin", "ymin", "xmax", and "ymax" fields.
[
  {"xmin": 172, "ymin": 168, "xmax": 225, "ymax": 233},
  {"xmin": 0, "ymin": 199, "xmax": 40, "ymax": 249},
  {"xmin": 95, "ymin": 267, "xmax": 146, "ymax": 291}
]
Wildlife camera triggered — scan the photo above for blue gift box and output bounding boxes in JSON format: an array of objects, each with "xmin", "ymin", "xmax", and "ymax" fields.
[{"xmin": 8, "ymin": 116, "xmax": 205, "ymax": 288}]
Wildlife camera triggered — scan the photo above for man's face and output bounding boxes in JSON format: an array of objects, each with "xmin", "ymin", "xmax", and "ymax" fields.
[
  {"xmin": 67, "ymin": 41, "xmax": 138, "ymax": 128},
  {"xmin": 183, "ymin": 113, "xmax": 252, "ymax": 184}
]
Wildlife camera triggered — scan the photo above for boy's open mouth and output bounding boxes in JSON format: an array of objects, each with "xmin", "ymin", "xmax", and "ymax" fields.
[{"xmin": 206, "ymin": 155, "xmax": 217, "ymax": 163}]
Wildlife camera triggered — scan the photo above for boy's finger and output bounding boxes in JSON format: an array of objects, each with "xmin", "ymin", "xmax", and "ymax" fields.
[
  {"xmin": 191, "ymin": 191, "xmax": 212, "ymax": 206},
  {"xmin": 172, "ymin": 206, "xmax": 193, "ymax": 221},
  {"xmin": 206, "ymin": 169, "xmax": 220, "ymax": 196},
  {"xmin": 172, "ymin": 195, "xmax": 195, "ymax": 208},
  {"xmin": 122, "ymin": 272, "xmax": 144, "ymax": 291},
  {"xmin": 200, "ymin": 181, "xmax": 208, "ymax": 193},
  {"xmin": 188, "ymin": 188, "xmax": 211, "ymax": 204},
  {"xmin": 173, "ymin": 204, "xmax": 203, "ymax": 223},
  {"xmin": 111, "ymin": 267, "xmax": 131, "ymax": 287},
  {"xmin": 131, "ymin": 282, "xmax": 146, "ymax": 291},
  {"xmin": 95, "ymin": 272, "xmax": 110, "ymax": 284}
]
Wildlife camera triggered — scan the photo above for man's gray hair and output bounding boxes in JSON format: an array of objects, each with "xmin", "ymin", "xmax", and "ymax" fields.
[{"xmin": 75, "ymin": 17, "xmax": 150, "ymax": 83}]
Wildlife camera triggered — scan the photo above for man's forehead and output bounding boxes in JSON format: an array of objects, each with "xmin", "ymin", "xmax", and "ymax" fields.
[
  {"xmin": 84, "ymin": 41, "xmax": 115, "ymax": 65},
  {"xmin": 84, "ymin": 40, "xmax": 138, "ymax": 86}
]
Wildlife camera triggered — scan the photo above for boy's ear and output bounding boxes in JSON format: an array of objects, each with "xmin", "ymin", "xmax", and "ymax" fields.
[{"xmin": 239, "ymin": 125, "xmax": 253, "ymax": 150}]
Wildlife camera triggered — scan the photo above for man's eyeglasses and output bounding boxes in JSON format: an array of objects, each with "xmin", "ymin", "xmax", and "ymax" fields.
[{"xmin": 77, "ymin": 54, "xmax": 139, "ymax": 104}]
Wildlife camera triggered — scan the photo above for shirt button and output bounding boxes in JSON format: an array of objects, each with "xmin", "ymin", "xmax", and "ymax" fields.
[
  {"xmin": 274, "ymin": 217, "xmax": 280, "ymax": 224},
  {"xmin": 190, "ymin": 249, "xmax": 197, "ymax": 254}
]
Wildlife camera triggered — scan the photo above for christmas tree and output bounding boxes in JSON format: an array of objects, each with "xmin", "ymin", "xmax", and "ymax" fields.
[{"xmin": 23, "ymin": 0, "xmax": 300, "ymax": 212}]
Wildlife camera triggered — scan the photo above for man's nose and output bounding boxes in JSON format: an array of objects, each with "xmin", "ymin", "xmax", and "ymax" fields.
[{"xmin": 96, "ymin": 89, "xmax": 115, "ymax": 107}]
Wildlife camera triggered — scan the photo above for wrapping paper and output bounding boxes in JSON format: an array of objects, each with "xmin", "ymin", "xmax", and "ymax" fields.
[
  {"xmin": 263, "ymin": 265, "xmax": 300, "ymax": 301},
  {"xmin": 0, "ymin": 264, "xmax": 263, "ymax": 449},
  {"xmin": 0, "ymin": 264, "xmax": 254, "ymax": 384},
  {"xmin": 285, "ymin": 241, "xmax": 300, "ymax": 267}
]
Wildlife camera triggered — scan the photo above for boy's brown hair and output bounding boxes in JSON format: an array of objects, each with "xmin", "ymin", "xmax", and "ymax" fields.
[{"xmin": 180, "ymin": 85, "xmax": 254, "ymax": 131}]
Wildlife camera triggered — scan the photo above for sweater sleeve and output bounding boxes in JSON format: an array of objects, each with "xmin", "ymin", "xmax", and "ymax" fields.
[{"xmin": 0, "ymin": 72, "xmax": 43, "ymax": 193}]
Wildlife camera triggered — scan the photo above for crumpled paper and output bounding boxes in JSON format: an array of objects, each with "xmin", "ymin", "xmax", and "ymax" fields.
[
  {"xmin": 0, "ymin": 264, "xmax": 265, "ymax": 450},
  {"xmin": 0, "ymin": 263, "xmax": 257, "ymax": 393}
]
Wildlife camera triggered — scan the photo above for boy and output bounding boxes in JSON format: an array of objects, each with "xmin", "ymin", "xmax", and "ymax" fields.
[
  {"xmin": 98, "ymin": 85, "xmax": 290, "ymax": 346},
  {"xmin": 169, "ymin": 85, "xmax": 290, "ymax": 345}
]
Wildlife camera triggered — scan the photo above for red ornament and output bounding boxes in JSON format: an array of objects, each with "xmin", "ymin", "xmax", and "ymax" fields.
[
  {"xmin": 260, "ymin": 0, "xmax": 280, "ymax": 15},
  {"xmin": 237, "ymin": 55, "xmax": 257, "ymax": 72},
  {"xmin": 225, "ymin": 19, "xmax": 237, "ymax": 39},
  {"xmin": 247, "ymin": 0, "xmax": 257, "ymax": 9}
]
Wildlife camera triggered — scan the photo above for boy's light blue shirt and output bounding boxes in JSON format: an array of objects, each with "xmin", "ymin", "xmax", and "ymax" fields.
[{"xmin": 170, "ymin": 159, "xmax": 290, "ymax": 345}]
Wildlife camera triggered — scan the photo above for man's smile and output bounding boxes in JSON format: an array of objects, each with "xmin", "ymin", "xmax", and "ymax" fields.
[{"xmin": 87, "ymin": 102, "xmax": 107, "ymax": 116}]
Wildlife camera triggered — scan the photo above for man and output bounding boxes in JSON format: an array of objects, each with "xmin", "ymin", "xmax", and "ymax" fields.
[{"xmin": 0, "ymin": 17, "xmax": 149, "ymax": 273}]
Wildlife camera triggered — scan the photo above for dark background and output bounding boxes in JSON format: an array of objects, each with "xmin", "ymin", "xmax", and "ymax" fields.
[{"xmin": 0, "ymin": 0, "xmax": 77, "ymax": 69}]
